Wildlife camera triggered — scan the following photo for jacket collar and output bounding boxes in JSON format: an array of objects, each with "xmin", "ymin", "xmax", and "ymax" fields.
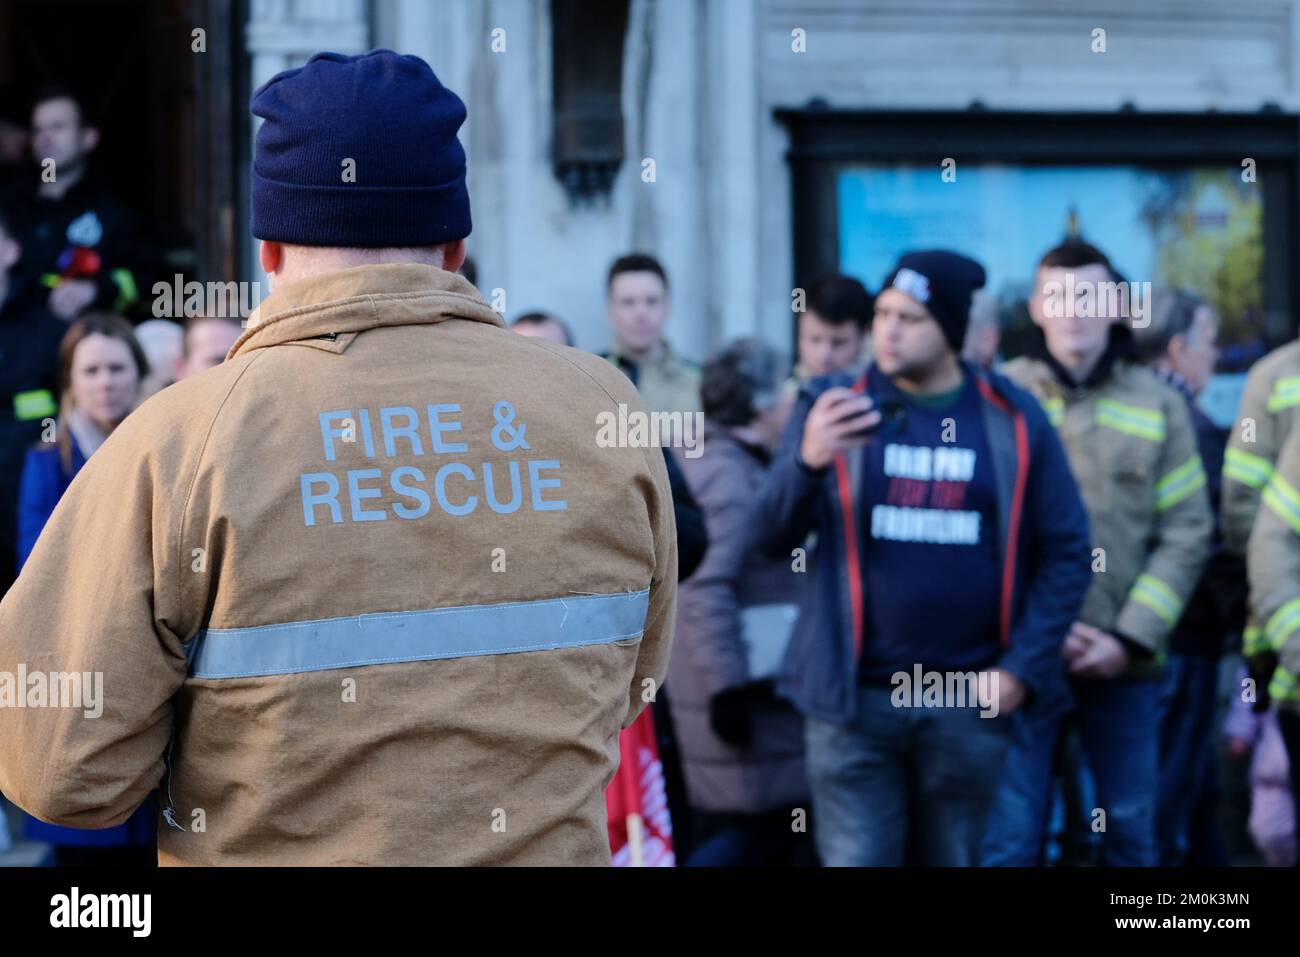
[
  {"xmin": 229, "ymin": 263, "xmax": 504, "ymax": 360},
  {"xmin": 1029, "ymin": 323, "xmax": 1136, "ymax": 391},
  {"xmin": 1151, "ymin": 365, "xmax": 1194, "ymax": 402},
  {"xmin": 33, "ymin": 167, "xmax": 101, "ymax": 207},
  {"xmin": 606, "ymin": 338, "xmax": 687, "ymax": 377}
]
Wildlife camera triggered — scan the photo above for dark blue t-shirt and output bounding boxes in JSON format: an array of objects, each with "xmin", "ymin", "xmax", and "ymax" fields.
[{"xmin": 857, "ymin": 372, "xmax": 1002, "ymax": 683}]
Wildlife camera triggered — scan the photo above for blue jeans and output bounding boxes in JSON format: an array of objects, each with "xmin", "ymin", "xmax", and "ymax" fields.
[
  {"xmin": 982, "ymin": 677, "xmax": 1160, "ymax": 866},
  {"xmin": 0, "ymin": 796, "xmax": 11, "ymax": 854},
  {"xmin": 684, "ymin": 807, "xmax": 817, "ymax": 867},
  {"xmin": 1157, "ymin": 654, "xmax": 1224, "ymax": 866},
  {"xmin": 805, "ymin": 683, "xmax": 1011, "ymax": 866}
]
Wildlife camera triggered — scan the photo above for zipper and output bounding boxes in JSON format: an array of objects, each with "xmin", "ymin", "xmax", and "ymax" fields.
[
  {"xmin": 161, "ymin": 733, "xmax": 185, "ymax": 832},
  {"xmin": 161, "ymin": 635, "xmax": 205, "ymax": 832}
]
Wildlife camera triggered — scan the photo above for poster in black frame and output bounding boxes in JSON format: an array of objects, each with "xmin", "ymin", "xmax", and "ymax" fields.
[{"xmin": 775, "ymin": 106, "xmax": 1299, "ymax": 370}]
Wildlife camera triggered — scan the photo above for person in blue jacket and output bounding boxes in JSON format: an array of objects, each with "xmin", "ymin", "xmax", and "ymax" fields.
[
  {"xmin": 751, "ymin": 251, "xmax": 1093, "ymax": 866},
  {"xmin": 16, "ymin": 311, "xmax": 155, "ymax": 865}
]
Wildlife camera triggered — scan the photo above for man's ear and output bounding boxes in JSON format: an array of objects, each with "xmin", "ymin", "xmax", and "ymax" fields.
[
  {"xmin": 1027, "ymin": 291, "xmax": 1047, "ymax": 330},
  {"xmin": 80, "ymin": 126, "xmax": 100, "ymax": 154},
  {"xmin": 1167, "ymin": 332, "xmax": 1188, "ymax": 363},
  {"xmin": 1029, "ymin": 267, "xmax": 1072, "ymax": 331},
  {"xmin": 259, "ymin": 240, "xmax": 283, "ymax": 275},
  {"xmin": 442, "ymin": 238, "xmax": 467, "ymax": 274}
]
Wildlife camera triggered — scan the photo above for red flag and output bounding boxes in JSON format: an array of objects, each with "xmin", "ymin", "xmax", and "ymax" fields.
[{"xmin": 605, "ymin": 707, "xmax": 675, "ymax": 866}]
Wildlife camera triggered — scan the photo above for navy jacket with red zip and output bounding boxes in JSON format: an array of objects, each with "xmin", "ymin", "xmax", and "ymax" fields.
[{"xmin": 751, "ymin": 359, "xmax": 1092, "ymax": 725}]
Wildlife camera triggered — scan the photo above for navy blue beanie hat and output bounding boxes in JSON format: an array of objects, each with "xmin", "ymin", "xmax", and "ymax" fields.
[
  {"xmin": 880, "ymin": 250, "xmax": 986, "ymax": 352},
  {"xmin": 251, "ymin": 49, "xmax": 471, "ymax": 248}
]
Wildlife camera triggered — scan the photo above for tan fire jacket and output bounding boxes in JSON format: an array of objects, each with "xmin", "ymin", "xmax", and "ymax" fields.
[
  {"xmin": 1246, "ymin": 425, "xmax": 1300, "ymax": 711},
  {"xmin": 604, "ymin": 340, "xmax": 701, "ymax": 419},
  {"xmin": 0, "ymin": 263, "xmax": 677, "ymax": 865},
  {"xmin": 1000, "ymin": 356, "xmax": 1212, "ymax": 669},
  {"xmin": 1223, "ymin": 339, "xmax": 1300, "ymax": 555},
  {"xmin": 1221, "ymin": 339, "xmax": 1300, "ymax": 657}
]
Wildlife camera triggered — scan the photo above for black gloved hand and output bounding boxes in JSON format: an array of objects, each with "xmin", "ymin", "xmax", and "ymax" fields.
[
  {"xmin": 710, "ymin": 685, "xmax": 756, "ymax": 748},
  {"xmin": 708, "ymin": 679, "xmax": 789, "ymax": 746}
]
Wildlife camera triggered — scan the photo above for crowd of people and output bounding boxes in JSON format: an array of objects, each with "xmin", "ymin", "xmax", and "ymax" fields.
[
  {"xmin": 516, "ymin": 245, "xmax": 1299, "ymax": 868},
  {"xmin": 0, "ymin": 87, "xmax": 240, "ymax": 864},
  {"xmin": 0, "ymin": 79, "xmax": 1296, "ymax": 868}
]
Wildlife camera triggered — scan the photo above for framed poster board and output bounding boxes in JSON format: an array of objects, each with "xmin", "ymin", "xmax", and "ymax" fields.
[{"xmin": 776, "ymin": 109, "xmax": 1300, "ymax": 424}]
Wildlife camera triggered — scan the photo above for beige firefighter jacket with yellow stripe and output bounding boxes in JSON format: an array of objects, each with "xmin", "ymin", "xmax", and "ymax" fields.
[
  {"xmin": 1223, "ymin": 339, "xmax": 1300, "ymax": 556},
  {"xmin": 0, "ymin": 263, "xmax": 677, "ymax": 865},
  {"xmin": 1000, "ymin": 355, "xmax": 1212, "ymax": 671},
  {"xmin": 1222, "ymin": 339, "xmax": 1300, "ymax": 657},
  {"xmin": 1246, "ymin": 424, "xmax": 1300, "ymax": 711}
]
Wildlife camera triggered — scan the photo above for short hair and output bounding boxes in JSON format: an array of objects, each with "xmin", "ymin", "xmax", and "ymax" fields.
[
  {"xmin": 701, "ymin": 338, "xmax": 787, "ymax": 426},
  {"xmin": 510, "ymin": 310, "xmax": 574, "ymax": 347},
  {"xmin": 1133, "ymin": 288, "xmax": 1210, "ymax": 364},
  {"xmin": 607, "ymin": 253, "xmax": 668, "ymax": 292},
  {"xmin": 1037, "ymin": 240, "xmax": 1120, "ymax": 283},
  {"xmin": 805, "ymin": 273, "xmax": 873, "ymax": 330},
  {"xmin": 32, "ymin": 83, "xmax": 91, "ymax": 127}
]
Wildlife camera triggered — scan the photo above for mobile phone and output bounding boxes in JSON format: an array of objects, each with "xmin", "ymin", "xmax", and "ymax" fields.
[{"xmin": 845, "ymin": 398, "xmax": 905, "ymax": 440}]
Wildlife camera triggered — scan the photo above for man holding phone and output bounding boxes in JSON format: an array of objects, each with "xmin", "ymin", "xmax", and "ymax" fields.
[{"xmin": 752, "ymin": 250, "xmax": 1092, "ymax": 866}]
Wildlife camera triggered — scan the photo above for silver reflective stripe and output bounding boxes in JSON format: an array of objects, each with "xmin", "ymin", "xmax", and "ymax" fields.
[{"xmin": 188, "ymin": 589, "xmax": 650, "ymax": 679}]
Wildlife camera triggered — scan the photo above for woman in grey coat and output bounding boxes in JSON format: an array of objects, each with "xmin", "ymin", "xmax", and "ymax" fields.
[{"xmin": 667, "ymin": 338, "xmax": 814, "ymax": 866}]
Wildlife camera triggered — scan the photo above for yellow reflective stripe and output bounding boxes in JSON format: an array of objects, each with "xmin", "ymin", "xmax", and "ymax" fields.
[
  {"xmin": 1268, "ymin": 666, "xmax": 1298, "ymax": 702},
  {"xmin": 1095, "ymin": 398, "xmax": 1166, "ymax": 442},
  {"xmin": 1154, "ymin": 455, "xmax": 1206, "ymax": 511},
  {"xmin": 12, "ymin": 389, "xmax": 56, "ymax": 421},
  {"xmin": 1224, "ymin": 447, "xmax": 1273, "ymax": 489},
  {"xmin": 1130, "ymin": 573, "xmax": 1182, "ymax": 626},
  {"xmin": 109, "ymin": 268, "xmax": 138, "ymax": 311},
  {"xmin": 1265, "ymin": 596, "xmax": 1300, "ymax": 651},
  {"xmin": 1267, "ymin": 376, "xmax": 1300, "ymax": 413},
  {"xmin": 1262, "ymin": 486, "xmax": 1300, "ymax": 533},
  {"xmin": 1040, "ymin": 396, "xmax": 1064, "ymax": 427},
  {"xmin": 1243, "ymin": 623, "xmax": 1267, "ymax": 656},
  {"xmin": 1262, "ymin": 472, "xmax": 1300, "ymax": 535}
]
